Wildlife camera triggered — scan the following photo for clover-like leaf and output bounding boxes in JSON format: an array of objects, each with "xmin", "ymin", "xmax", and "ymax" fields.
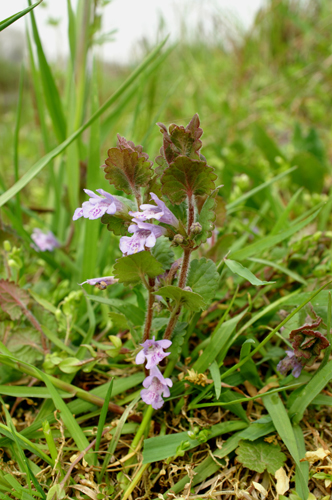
[
  {"xmin": 103, "ymin": 146, "xmax": 153, "ymax": 196},
  {"xmin": 114, "ymin": 251, "xmax": 164, "ymax": 286},
  {"xmin": 161, "ymin": 156, "xmax": 217, "ymax": 205},
  {"xmin": 157, "ymin": 114, "xmax": 203, "ymax": 165},
  {"xmin": 155, "ymin": 285, "xmax": 206, "ymax": 311},
  {"xmin": 187, "ymin": 258, "xmax": 219, "ymax": 305},
  {"xmin": 236, "ymin": 439, "xmax": 287, "ymax": 474}
]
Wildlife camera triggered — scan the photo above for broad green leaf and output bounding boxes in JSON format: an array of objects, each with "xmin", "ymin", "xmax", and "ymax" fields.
[
  {"xmin": 0, "ymin": 38, "xmax": 168, "ymax": 208},
  {"xmin": 224, "ymin": 259, "xmax": 275, "ymax": 286},
  {"xmin": 103, "ymin": 147, "xmax": 153, "ymax": 195},
  {"xmin": 0, "ymin": 0, "xmax": 42, "ymax": 31},
  {"xmin": 114, "ymin": 251, "xmax": 164, "ymax": 286},
  {"xmin": 288, "ymin": 359, "xmax": 332, "ymax": 423},
  {"xmin": 161, "ymin": 156, "xmax": 217, "ymax": 204},
  {"xmin": 187, "ymin": 258, "xmax": 219, "ymax": 304},
  {"xmin": 151, "ymin": 236, "xmax": 174, "ymax": 269},
  {"xmin": 230, "ymin": 208, "xmax": 321, "ymax": 261},
  {"xmin": 290, "ymin": 151, "xmax": 326, "ymax": 193},
  {"xmin": 142, "ymin": 420, "xmax": 246, "ymax": 464},
  {"xmin": 155, "ymin": 285, "xmax": 206, "ymax": 311},
  {"xmin": 236, "ymin": 439, "xmax": 286, "ymax": 474}
]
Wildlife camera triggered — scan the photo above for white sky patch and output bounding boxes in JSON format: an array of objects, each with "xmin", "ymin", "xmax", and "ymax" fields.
[{"xmin": 1, "ymin": 0, "xmax": 265, "ymax": 63}]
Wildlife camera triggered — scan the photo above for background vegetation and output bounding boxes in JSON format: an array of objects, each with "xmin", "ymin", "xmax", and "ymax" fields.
[{"xmin": 1, "ymin": 0, "xmax": 332, "ymax": 498}]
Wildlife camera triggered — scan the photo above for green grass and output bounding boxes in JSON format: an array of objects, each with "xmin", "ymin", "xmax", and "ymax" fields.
[{"xmin": 1, "ymin": 0, "xmax": 332, "ymax": 498}]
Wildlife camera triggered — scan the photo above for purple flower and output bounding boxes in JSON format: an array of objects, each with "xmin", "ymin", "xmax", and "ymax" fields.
[
  {"xmin": 135, "ymin": 336, "xmax": 172, "ymax": 369},
  {"xmin": 73, "ymin": 189, "xmax": 124, "ymax": 221},
  {"xmin": 119, "ymin": 219, "xmax": 166, "ymax": 255},
  {"xmin": 129, "ymin": 193, "xmax": 179, "ymax": 228},
  {"xmin": 31, "ymin": 229, "xmax": 60, "ymax": 252},
  {"xmin": 277, "ymin": 349, "xmax": 302, "ymax": 378},
  {"xmin": 141, "ymin": 366, "xmax": 173, "ymax": 410},
  {"xmin": 79, "ymin": 276, "xmax": 118, "ymax": 289}
]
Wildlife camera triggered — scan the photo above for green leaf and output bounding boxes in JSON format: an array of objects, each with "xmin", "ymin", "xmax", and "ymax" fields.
[
  {"xmin": 151, "ymin": 236, "xmax": 174, "ymax": 269},
  {"xmin": 249, "ymin": 257, "xmax": 307, "ymax": 285},
  {"xmin": 157, "ymin": 113, "xmax": 203, "ymax": 165},
  {"xmin": 195, "ymin": 191, "xmax": 217, "ymax": 244},
  {"xmin": 236, "ymin": 439, "xmax": 286, "ymax": 474},
  {"xmin": 224, "ymin": 259, "xmax": 275, "ymax": 286},
  {"xmin": 114, "ymin": 251, "xmax": 164, "ymax": 286},
  {"xmin": 209, "ymin": 360, "xmax": 221, "ymax": 399},
  {"xmin": 155, "ymin": 285, "xmax": 206, "ymax": 312},
  {"xmin": 0, "ymin": 0, "xmax": 42, "ymax": 31},
  {"xmin": 238, "ymin": 417, "xmax": 275, "ymax": 441},
  {"xmin": 290, "ymin": 152, "xmax": 326, "ymax": 193},
  {"xmin": 103, "ymin": 147, "xmax": 153, "ymax": 195},
  {"xmin": 0, "ymin": 38, "xmax": 168, "ymax": 209},
  {"xmin": 101, "ymin": 213, "xmax": 131, "ymax": 236},
  {"xmin": 161, "ymin": 156, "xmax": 217, "ymax": 204},
  {"xmin": 187, "ymin": 258, "xmax": 219, "ymax": 304}
]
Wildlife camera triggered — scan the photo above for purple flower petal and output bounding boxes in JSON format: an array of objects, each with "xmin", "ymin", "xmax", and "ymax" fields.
[
  {"xmin": 135, "ymin": 337, "xmax": 172, "ymax": 370},
  {"xmin": 31, "ymin": 229, "xmax": 60, "ymax": 252}
]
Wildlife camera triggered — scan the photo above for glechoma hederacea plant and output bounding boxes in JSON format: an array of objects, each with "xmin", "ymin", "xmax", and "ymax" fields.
[{"xmin": 73, "ymin": 114, "xmax": 220, "ymax": 409}]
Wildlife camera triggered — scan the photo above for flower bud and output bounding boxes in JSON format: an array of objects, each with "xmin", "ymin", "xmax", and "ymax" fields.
[
  {"xmin": 3, "ymin": 240, "xmax": 11, "ymax": 252},
  {"xmin": 190, "ymin": 222, "xmax": 202, "ymax": 235},
  {"xmin": 173, "ymin": 234, "xmax": 184, "ymax": 245},
  {"xmin": 183, "ymin": 286, "xmax": 193, "ymax": 292}
]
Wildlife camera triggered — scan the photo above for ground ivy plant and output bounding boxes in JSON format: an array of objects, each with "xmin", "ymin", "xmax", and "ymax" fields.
[{"xmin": 73, "ymin": 114, "xmax": 220, "ymax": 409}]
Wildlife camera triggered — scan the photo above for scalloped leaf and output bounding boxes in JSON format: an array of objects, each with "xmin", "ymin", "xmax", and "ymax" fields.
[
  {"xmin": 100, "ymin": 214, "xmax": 131, "ymax": 236},
  {"xmin": 151, "ymin": 236, "xmax": 174, "ymax": 270},
  {"xmin": 161, "ymin": 156, "xmax": 217, "ymax": 205},
  {"xmin": 155, "ymin": 285, "xmax": 206, "ymax": 312},
  {"xmin": 103, "ymin": 147, "xmax": 153, "ymax": 195},
  {"xmin": 114, "ymin": 251, "xmax": 164, "ymax": 286},
  {"xmin": 157, "ymin": 114, "xmax": 203, "ymax": 165},
  {"xmin": 0, "ymin": 279, "xmax": 31, "ymax": 320},
  {"xmin": 187, "ymin": 258, "xmax": 219, "ymax": 305},
  {"xmin": 236, "ymin": 439, "xmax": 286, "ymax": 474}
]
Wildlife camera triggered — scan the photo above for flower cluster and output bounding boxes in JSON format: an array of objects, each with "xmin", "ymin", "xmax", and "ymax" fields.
[
  {"xmin": 31, "ymin": 228, "xmax": 60, "ymax": 252},
  {"xmin": 73, "ymin": 189, "xmax": 179, "ymax": 284},
  {"xmin": 135, "ymin": 337, "xmax": 172, "ymax": 409}
]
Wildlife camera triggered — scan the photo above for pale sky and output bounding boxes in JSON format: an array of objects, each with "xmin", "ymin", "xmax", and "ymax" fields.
[{"xmin": 1, "ymin": 0, "xmax": 265, "ymax": 63}]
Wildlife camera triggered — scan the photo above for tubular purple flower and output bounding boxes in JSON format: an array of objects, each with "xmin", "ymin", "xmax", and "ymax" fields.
[
  {"xmin": 73, "ymin": 189, "xmax": 124, "ymax": 221},
  {"xmin": 119, "ymin": 219, "xmax": 166, "ymax": 255},
  {"xmin": 277, "ymin": 349, "xmax": 302, "ymax": 378},
  {"xmin": 129, "ymin": 192, "xmax": 179, "ymax": 228},
  {"xmin": 135, "ymin": 336, "xmax": 172, "ymax": 369},
  {"xmin": 79, "ymin": 276, "xmax": 118, "ymax": 289},
  {"xmin": 31, "ymin": 229, "xmax": 60, "ymax": 252},
  {"xmin": 141, "ymin": 366, "xmax": 173, "ymax": 410}
]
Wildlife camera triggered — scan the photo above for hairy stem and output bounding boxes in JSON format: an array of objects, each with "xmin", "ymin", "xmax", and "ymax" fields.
[
  {"xmin": 178, "ymin": 248, "xmax": 191, "ymax": 289},
  {"xmin": 187, "ymin": 194, "xmax": 195, "ymax": 235},
  {"xmin": 143, "ymin": 291, "xmax": 154, "ymax": 343},
  {"xmin": 163, "ymin": 304, "xmax": 181, "ymax": 340}
]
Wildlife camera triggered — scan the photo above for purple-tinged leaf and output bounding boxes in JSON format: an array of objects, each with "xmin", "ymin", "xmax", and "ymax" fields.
[
  {"xmin": 0, "ymin": 279, "xmax": 31, "ymax": 320},
  {"xmin": 157, "ymin": 114, "xmax": 203, "ymax": 165},
  {"xmin": 103, "ymin": 143, "xmax": 153, "ymax": 196},
  {"xmin": 161, "ymin": 156, "xmax": 217, "ymax": 205}
]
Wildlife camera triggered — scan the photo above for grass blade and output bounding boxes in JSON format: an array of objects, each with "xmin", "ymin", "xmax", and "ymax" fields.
[
  {"xmin": 95, "ymin": 379, "xmax": 113, "ymax": 453},
  {"xmin": 0, "ymin": 37, "xmax": 168, "ymax": 209},
  {"xmin": 0, "ymin": 0, "xmax": 42, "ymax": 31}
]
